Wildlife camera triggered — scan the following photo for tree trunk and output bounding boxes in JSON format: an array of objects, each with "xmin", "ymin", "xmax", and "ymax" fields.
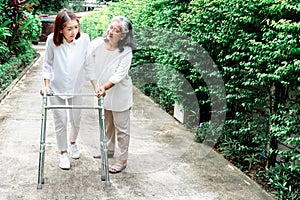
[
  {"xmin": 267, "ymin": 136, "xmax": 278, "ymax": 167},
  {"xmin": 266, "ymin": 83, "xmax": 279, "ymax": 167}
]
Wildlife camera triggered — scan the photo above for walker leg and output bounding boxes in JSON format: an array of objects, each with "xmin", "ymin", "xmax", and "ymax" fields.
[
  {"xmin": 103, "ymin": 137, "xmax": 111, "ymax": 187},
  {"xmin": 98, "ymin": 97, "xmax": 111, "ymax": 187},
  {"xmin": 37, "ymin": 94, "xmax": 48, "ymax": 189}
]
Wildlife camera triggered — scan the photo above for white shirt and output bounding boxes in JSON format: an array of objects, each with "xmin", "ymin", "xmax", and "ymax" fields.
[
  {"xmin": 42, "ymin": 33, "xmax": 95, "ymax": 98},
  {"xmin": 87, "ymin": 37, "xmax": 133, "ymax": 111}
]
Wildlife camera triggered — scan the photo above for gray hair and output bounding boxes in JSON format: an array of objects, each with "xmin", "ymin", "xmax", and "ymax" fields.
[{"xmin": 104, "ymin": 16, "xmax": 136, "ymax": 52}]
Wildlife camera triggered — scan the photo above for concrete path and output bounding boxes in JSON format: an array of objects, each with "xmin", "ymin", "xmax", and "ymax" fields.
[{"xmin": 0, "ymin": 44, "xmax": 275, "ymax": 200}]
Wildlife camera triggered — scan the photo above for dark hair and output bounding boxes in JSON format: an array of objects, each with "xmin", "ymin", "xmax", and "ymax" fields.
[
  {"xmin": 104, "ymin": 16, "xmax": 136, "ymax": 52},
  {"xmin": 53, "ymin": 8, "xmax": 81, "ymax": 46}
]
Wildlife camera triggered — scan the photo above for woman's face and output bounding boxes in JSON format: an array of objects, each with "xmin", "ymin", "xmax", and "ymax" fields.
[
  {"xmin": 60, "ymin": 19, "xmax": 79, "ymax": 43},
  {"xmin": 106, "ymin": 21, "xmax": 124, "ymax": 43}
]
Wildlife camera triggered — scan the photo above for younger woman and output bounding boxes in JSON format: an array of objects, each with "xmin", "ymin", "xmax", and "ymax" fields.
[{"xmin": 41, "ymin": 9, "xmax": 98, "ymax": 170}]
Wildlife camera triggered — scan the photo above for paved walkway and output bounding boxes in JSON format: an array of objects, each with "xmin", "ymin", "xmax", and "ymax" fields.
[{"xmin": 0, "ymin": 44, "xmax": 274, "ymax": 200}]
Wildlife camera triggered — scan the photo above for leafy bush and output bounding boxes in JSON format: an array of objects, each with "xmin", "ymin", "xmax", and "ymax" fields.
[
  {"xmin": 267, "ymin": 163, "xmax": 300, "ymax": 200},
  {"xmin": 0, "ymin": 0, "xmax": 40, "ymax": 92},
  {"xmin": 180, "ymin": 0, "xmax": 300, "ymax": 198},
  {"xmin": 80, "ymin": 7, "xmax": 111, "ymax": 40},
  {"xmin": 1, "ymin": 0, "xmax": 41, "ymax": 57},
  {"xmin": 0, "ymin": 24, "xmax": 11, "ymax": 64},
  {"xmin": 34, "ymin": 0, "xmax": 69, "ymax": 15},
  {"xmin": 82, "ymin": 0, "xmax": 300, "ymax": 198},
  {"xmin": 0, "ymin": 48, "xmax": 38, "ymax": 93},
  {"xmin": 22, "ymin": 11, "xmax": 42, "ymax": 43}
]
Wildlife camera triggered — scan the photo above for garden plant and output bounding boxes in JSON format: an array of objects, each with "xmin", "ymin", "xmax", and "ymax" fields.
[
  {"xmin": 0, "ymin": 0, "xmax": 41, "ymax": 94},
  {"xmin": 81, "ymin": 1, "xmax": 300, "ymax": 199}
]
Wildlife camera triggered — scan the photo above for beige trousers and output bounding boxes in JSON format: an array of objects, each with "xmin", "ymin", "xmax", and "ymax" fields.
[{"xmin": 105, "ymin": 109, "xmax": 130, "ymax": 161}]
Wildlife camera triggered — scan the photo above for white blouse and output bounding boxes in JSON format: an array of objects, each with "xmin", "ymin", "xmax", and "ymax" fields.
[
  {"xmin": 42, "ymin": 33, "xmax": 95, "ymax": 98},
  {"xmin": 87, "ymin": 37, "xmax": 133, "ymax": 111}
]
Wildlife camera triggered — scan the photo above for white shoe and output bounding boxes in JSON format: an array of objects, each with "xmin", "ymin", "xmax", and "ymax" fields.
[
  {"xmin": 59, "ymin": 153, "xmax": 70, "ymax": 170},
  {"xmin": 70, "ymin": 144, "xmax": 80, "ymax": 159}
]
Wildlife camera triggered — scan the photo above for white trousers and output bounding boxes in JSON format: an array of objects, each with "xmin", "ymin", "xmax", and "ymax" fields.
[
  {"xmin": 105, "ymin": 109, "xmax": 130, "ymax": 161},
  {"xmin": 50, "ymin": 96, "xmax": 82, "ymax": 151}
]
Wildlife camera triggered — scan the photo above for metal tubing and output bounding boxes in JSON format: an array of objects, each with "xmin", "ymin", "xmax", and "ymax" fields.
[
  {"xmin": 37, "ymin": 92, "xmax": 48, "ymax": 189},
  {"xmin": 98, "ymin": 97, "xmax": 111, "ymax": 187},
  {"xmin": 37, "ymin": 93, "xmax": 111, "ymax": 189},
  {"xmin": 45, "ymin": 105, "xmax": 100, "ymax": 109},
  {"xmin": 48, "ymin": 93, "xmax": 97, "ymax": 97}
]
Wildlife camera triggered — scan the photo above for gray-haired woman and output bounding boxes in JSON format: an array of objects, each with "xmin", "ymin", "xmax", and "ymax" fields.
[{"xmin": 87, "ymin": 16, "xmax": 135, "ymax": 173}]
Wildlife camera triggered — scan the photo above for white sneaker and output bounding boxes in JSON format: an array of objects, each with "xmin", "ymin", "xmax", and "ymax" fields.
[
  {"xmin": 70, "ymin": 144, "xmax": 80, "ymax": 159},
  {"xmin": 59, "ymin": 153, "xmax": 70, "ymax": 170}
]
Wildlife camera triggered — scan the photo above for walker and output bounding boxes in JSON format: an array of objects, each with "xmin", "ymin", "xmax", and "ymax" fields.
[{"xmin": 37, "ymin": 91, "xmax": 111, "ymax": 189}]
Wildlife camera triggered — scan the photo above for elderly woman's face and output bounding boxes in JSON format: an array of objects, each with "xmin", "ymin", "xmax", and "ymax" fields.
[{"xmin": 106, "ymin": 21, "xmax": 124, "ymax": 43}]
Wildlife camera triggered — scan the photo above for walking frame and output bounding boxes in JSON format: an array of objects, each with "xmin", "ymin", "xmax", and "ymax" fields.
[{"xmin": 37, "ymin": 91, "xmax": 111, "ymax": 189}]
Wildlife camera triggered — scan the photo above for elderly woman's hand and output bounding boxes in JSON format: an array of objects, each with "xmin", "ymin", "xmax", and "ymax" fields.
[{"xmin": 97, "ymin": 86, "xmax": 106, "ymax": 97}]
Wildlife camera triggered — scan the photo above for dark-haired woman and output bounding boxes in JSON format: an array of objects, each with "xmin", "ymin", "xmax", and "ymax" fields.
[
  {"xmin": 87, "ymin": 16, "xmax": 135, "ymax": 173},
  {"xmin": 41, "ymin": 9, "xmax": 98, "ymax": 170}
]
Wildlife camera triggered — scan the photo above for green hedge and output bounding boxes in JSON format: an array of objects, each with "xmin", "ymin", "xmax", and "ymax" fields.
[
  {"xmin": 180, "ymin": 1, "xmax": 300, "ymax": 199},
  {"xmin": 0, "ymin": 1, "xmax": 41, "ymax": 94},
  {"xmin": 0, "ymin": 48, "xmax": 38, "ymax": 94},
  {"xmin": 0, "ymin": 0, "xmax": 41, "ymax": 64},
  {"xmin": 81, "ymin": 0, "xmax": 300, "ymax": 199}
]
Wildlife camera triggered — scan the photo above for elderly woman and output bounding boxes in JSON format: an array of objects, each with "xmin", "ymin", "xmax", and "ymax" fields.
[{"xmin": 88, "ymin": 16, "xmax": 135, "ymax": 173}]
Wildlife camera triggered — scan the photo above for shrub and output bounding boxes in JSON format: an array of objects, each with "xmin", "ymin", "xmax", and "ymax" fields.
[
  {"xmin": 80, "ymin": 7, "xmax": 111, "ymax": 40},
  {"xmin": 82, "ymin": 0, "xmax": 300, "ymax": 198},
  {"xmin": 0, "ymin": 25, "xmax": 11, "ymax": 64},
  {"xmin": 0, "ymin": 48, "xmax": 38, "ymax": 93}
]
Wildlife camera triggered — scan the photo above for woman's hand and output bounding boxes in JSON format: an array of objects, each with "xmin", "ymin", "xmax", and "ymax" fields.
[
  {"xmin": 96, "ymin": 81, "xmax": 114, "ymax": 98},
  {"xmin": 39, "ymin": 87, "xmax": 51, "ymax": 96},
  {"xmin": 40, "ymin": 79, "xmax": 51, "ymax": 96},
  {"xmin": 97, "ymin": 86, "xmax": 106, "ymax": 97}
]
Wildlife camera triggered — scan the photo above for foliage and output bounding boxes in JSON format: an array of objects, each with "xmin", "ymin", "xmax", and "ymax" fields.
[
  {"xmin": 34, "ymin": 0, "xmax": 69, "ymax": 14},
  {"xmin": 0, "ymin": 0, "xmax": 40, "ymax": 93},
  {"xmin": 267, "ymin": 163, "xmax": 300, "ymax": 200},
  {"xmin": 0, "ymin": 48, "xmax": 38, "ymax": 93},
  {"xmin": 0, "ymin": 23, "xmax": 11, "ymax": 64},
  {"xmin": 82, "ymin": 0, "xmax": 300, "ymax": 198},
  {"xmin": 22, "ymin": 11, "xmax": 42, "ymax": 42},
  {"xmin": 1, "ymin": 0, "xmax": 41, "ymax": 59},
  {"xmin": 194, "ymin": 122, "xmax": 210, "ymax": 143},
  {"xmin": 0, "ymin": 0, "xmax": 13, "ymax": 64},
  {"xmin": 219, "ymin": 111, "xmax": 267, "ymax": 171},
  {"xmin": 180, "ymin": 0, "xmax": 300, "ymax": 198},
  {"xmin": 80, "ymin": 7, "xmax": 111, "ymax": 40}
]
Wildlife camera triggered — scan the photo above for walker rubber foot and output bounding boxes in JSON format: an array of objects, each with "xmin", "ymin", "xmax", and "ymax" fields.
[
  {"xmin": 105, "ymin": 182, "xmax": 111, "ymax": 187},
  {"xmin": 101, "ymin": 175, "xmax": 106, "ymax": 181},
  {"xmin": 37, "ymin": 184, "xmax": 43, "ymax": 190}
]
